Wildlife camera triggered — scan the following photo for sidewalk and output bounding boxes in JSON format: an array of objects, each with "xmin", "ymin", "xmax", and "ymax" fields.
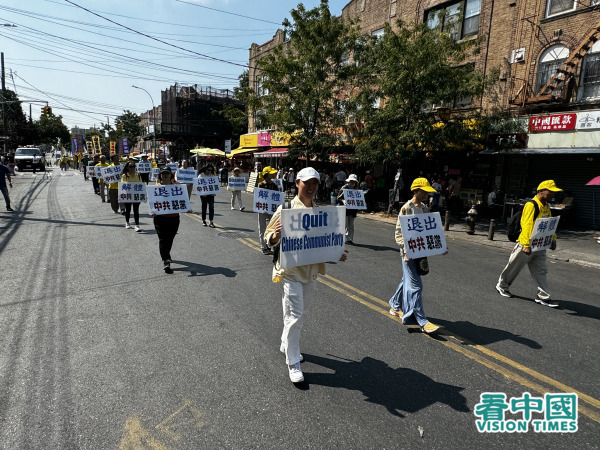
[{"xmin": 359, "ymin": 212, "xmax": 600, "ymax": 270}]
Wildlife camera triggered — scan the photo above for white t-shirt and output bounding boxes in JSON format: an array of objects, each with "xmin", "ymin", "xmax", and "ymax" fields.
[{"xmin": 488, "ymin": 191, "xmax": 497, "ymax": 205}]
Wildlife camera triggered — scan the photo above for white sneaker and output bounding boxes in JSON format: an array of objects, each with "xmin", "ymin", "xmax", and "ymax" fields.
[
  {"xmin": 134, "ymin": 226, "xmax": 141, "ymax": 232},
  {"xmin": 231, "ymin": 206, "xmax": 234, "ymax": 210},
  {"xmin": 288, "ymin": 363, "xmax": 304, "ymax": 383},
  {"xmin": 125, "ymin": 223, "xmax": 131, "ymax": 229}
]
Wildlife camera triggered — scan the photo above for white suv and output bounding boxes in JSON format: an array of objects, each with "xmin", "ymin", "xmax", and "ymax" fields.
[{"xmin": 15, "ymin": 147, "xmax": 46, "ymax": 172}]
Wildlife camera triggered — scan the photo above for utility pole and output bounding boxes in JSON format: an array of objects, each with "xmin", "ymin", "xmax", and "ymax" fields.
[{"xmin": 2, "ymin": 52, "xmax": 7, "ymax": 154}]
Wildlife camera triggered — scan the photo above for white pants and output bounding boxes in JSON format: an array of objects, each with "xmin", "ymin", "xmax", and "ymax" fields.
[
  {"xmin": 498, "ymin": 243, "xmax": 550, "ymax": 300},
  {"xmin": 346, "ymin": 215, "xmax": 355, "ymax": 242},
  {"xmin": 281, "ymin": 278, "xmax": 317, "ymax": 365},
  {"xmin": 258, "ymin": 213, "xmax": 272, "ymax": 250},
  {"xmin": 231, "ymin": 191, "xmax": 242, "ymax": 209}
]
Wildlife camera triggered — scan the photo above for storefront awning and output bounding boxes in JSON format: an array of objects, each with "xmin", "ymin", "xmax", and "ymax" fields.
[
  {"xmin": 228, "ymin": 147, "xmax": 259, "ymax": 157},
  {"xmin": 254, "ymin": 148, "xmax": 288, "ymax": 158},
  {"xmin": 481, "ymin": 147, "xmax": 600, "ymax": 155}
]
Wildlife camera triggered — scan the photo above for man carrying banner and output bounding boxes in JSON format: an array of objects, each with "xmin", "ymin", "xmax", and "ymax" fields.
[
  {"xmin": 337, "ymin": 174, "xmax": 360, "ymax": 245},
  {"xmin": 108, "ymin": 154, "xmax": 124, "ymax": 214},
  {"xmin": 496, "ymin": 180, "xmax": 562, "ymax": 307},
  {"xmin": 258, "ymin": 166, "xmax": 278, "ymax": 255},
  {"xmin": 265, "ymin": 167, "xmax": 348, "ymax": 384},
  {"xmin": 388, "ymin": 177, "xmax": 442, "ymax": 334},
  {"xmin": 90, "ymin": 154, "xmax": 100, "ymax": 194},
  {"xmin": 95, "ymin": 155, "xmax": 110, "ymax": 203}
]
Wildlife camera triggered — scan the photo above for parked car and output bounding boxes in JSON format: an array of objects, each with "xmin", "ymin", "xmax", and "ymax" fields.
[{"xmin": 15, "ymin": 146, "xmax": 46, "ymax": 172}]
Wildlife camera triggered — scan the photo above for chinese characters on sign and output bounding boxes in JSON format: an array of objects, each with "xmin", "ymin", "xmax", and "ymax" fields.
[
  {"xmin": 87, "ymin": 164, "xmax": 96, "ymax": 178},
  {"xmin": 118, "ymin": 182, "xmax": 147, "ymax": 203},
  {"xmin": 398, "ymin": 213, "xmax": 447, "ymax": 258},
  {"xmin": 228, "ymin": 176, "xmax": 247, "ymax": 191},
  {"xmin": 279, "ymin": 206, "xmax": 346, "ymax": 269},
  {"xmin": 529, "ymin": 114, "xmax": 576, "ymax": 132},
  {"xmin": 253, "ymin": 187, "xmax": 285, "ymax": 214},
  {"xmin": 575, "ymin": 111, "xmax": 600, "ymax": 129},
  {"xmin": 272, "ymin": 178, "xmax": 284, "ymax": 191},
  {"xmin": 100, "ymin": 165, "xmax": 124, "ymax": 184},
  {"xmin": 529, "ymin": 216, "xmax": 560, "ymax": 252},
  {"xmin": 474, "ymin": 392, "xmax": 578, "ymax": 433},
  {"xmin": 194, "ymin": 176, "xmax": 221, "ymax": 196},
  {"xmin": 146, "ymin": 184, "xmax": 191, "ymax": 215},
  {"xmin": 136, "ymin": 162, "xmax": 152, "ymax": 174},
  {"xmin": 342, "ymin": 189, "xmax": 367, "ymax": 210},
  {"xmin": 176, "ymin": 169, "xmax": 198, "ymax": 184}
]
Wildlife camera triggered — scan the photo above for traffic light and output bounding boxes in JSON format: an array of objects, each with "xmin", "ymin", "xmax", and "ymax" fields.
[
  {"xmin": 47, "ymin": 106, "xmax": 53, "ymax": 117},
  {"xmin": 117, "ymin": 123, "xmax": 123, "ymax": 133},
  {"xmin": 41, "ymin": 106, "xmax": 48, "ymax": 117}
]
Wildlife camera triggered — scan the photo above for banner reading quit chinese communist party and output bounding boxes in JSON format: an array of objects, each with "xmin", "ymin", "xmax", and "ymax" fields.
[
  {"xmin": 228, "ymin": 176, "xmax": 247, "ymax": 191},
  {"xmin": 146, "ymin": 184, "xmax": 191, "ymax": 215},
  {"xmin": 530, "ymin": 216, "xmax": 560, "ymax": 252},
  {"xmin": 118, "ymin": 182, "xmax": 147, "ymax": 203},
  {"xmin": 176, "ymin": 169, "xmax": 198, "ymax": 184},
  {"xmin": 398, "ymin": 212, "xmax": 447, "ymax": 259},
  {"xmin": 253, "ymin": 187, "xmax": 285, "ymax": 214},
  {"xmin": 279, "ymin": 206, "xmax": 346, "ymax": 270},
  {"xmin": 194, "ymin": 176, "xmax": 221, "ymax": 196},
  {"xmin": 343, "ymin": 189, "xmax": 367, "ymax": 210}
]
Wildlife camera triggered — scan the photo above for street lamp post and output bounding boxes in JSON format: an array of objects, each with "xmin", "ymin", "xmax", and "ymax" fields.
[{"xmin": 132, "ymin": 85, "xmax": 157, "ymax": 159}]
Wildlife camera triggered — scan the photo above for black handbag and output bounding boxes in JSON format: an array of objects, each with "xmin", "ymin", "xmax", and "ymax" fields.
[{"xmin": 414, "ymin": 257, "xmax": 429, "ymax": 276}]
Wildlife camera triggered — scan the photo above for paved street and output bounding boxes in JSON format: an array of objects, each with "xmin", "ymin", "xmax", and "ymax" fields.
[{"xmin": 1, "ymin": 168, "xmax": 599, "ymax": 449}]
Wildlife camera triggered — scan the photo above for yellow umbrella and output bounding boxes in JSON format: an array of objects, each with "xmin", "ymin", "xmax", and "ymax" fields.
[{"xmin": 190, "ymin": 147, "xmax": 224, "ymax": 156}]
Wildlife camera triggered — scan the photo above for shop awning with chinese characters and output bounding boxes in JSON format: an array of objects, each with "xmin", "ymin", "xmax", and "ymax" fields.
[{"xmin": 253, "ymin": 148, "xmax": 288, "ymax": 158}]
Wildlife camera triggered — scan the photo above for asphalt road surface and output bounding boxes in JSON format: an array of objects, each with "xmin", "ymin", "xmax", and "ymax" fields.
[{"xmin": 1, "ymin": 168, "xmax": 599, "ymax": 449}]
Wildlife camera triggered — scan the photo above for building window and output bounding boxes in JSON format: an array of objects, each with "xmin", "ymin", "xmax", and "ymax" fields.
[
  {"xmin": 546, "ymin": 0, "xmax": 576, "ymax": 18},
  {"xmin": 426, "ymin": 0, "xmax": 481, "ymax": 40},
  {"xmin": 535, "ymin": 45, "xmax": 569, "ymax": 94},
  {"xmin": 390, "ymin": 0, "xmax": 397, "ymax": 17},
  {"xmin": 580, "ymin": 41, "xmax": 600, "ymax": 100},
  {"xmin": 371, "ymin": 28, "xmax": 385, "ymax": 39}
]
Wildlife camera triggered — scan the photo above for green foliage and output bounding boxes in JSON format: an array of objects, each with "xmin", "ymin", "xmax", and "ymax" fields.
[
  {"xmin": 114, "ymin": 110, "xmax": 144, "ymax": 148},
  {"xmin": 256, "ymin": 0, "xmax": 365, "ymax": 160},
  {"xmin": 0, "ymin": 89, "xmax": 35, "ymax": 148},
  {"xmin": 36, "ymin": 114, "xmax": 70, "ymax": 147}
]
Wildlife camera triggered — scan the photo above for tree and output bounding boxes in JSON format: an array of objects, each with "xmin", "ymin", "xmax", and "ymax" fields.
[
  {"xmin": 351, "ymin": 21, "xmax": 496, "ymax": 165},
  {"xmin": 255, "ymin": 0, "xmax": 365, "ymax": 161},
  {"xmin": 115, "ymin": 110, "xmax": 144, "ymax": 149},
  {"xmin": 0, "ymin": 89, "xmax": 34, "ymax": 148},
  {"xmin": 36, "ymin": 114, "xmax": 70, "ymax": 148}
]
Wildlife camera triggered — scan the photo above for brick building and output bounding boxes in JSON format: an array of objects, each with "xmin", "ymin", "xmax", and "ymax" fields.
[{"xmin": 249, "ymin": 0, "xmax": 600, "ymax": 226}]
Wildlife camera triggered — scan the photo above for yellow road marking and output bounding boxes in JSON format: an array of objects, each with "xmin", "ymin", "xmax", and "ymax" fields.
[
  {"xmin": 155, "ymin": 399, "xmax": 204, "ymax": 442},
  {"xmin": 118, "ymin": 417, "xmax": 170, "ymax": 450}
]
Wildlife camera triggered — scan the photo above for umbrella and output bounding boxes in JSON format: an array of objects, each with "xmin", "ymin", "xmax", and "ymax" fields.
[
  {"xmin": 586, "ymin": 176, "xmax": 600, "ymax": 226},
  {"xmin": 190, "ymin": 147, "xmax": 224, "ymax": 156}
]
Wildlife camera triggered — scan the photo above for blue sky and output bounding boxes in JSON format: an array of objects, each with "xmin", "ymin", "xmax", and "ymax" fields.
[{"xmin": 0, "ymin": 0, "xmax": 349, "ymax": 131}]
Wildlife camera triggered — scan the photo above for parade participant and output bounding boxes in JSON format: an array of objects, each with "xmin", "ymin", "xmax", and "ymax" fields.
[
  {"xmin": 0, "ymin": 162, "xmax": 14, "ymax": 212},
  {"xmin": 81, "ymin": 154, "xmax": 90, "ymax": 180},
  {"xmin": 388, "ymin": 177, "xmax": 441, "ymax": 334},
  {"xmin": 90, "ymin": 154, "xmax": 100, "ymax": 194},
  {"xmin": 139, "ymin": 154, "xmax": 150, "ymax": 183},
  {"xmin": 177, "ymin": 159, "xmax": 194, "ymax": 199},
  {"xmin": 229, "ymin": 167, "xmax": 245, "ymax": 211},
  {"xmin": 285, "ymin": 168, "xmax": 295, "ymax": 193},
  {"xmin": 151, "ymin": 167, "xmax": 181, "ymax": 274},
  {"xmin": 95, "ymin": 155, "xmax": 110, "ymax": 203},
  {"xmin": 257, "ymin": 166, "xmax": 278, "ymax": 255},
  {"xmin": 265, "ymin": 167, "xmax": 348, "ymax": 383},
  {"xmin": 496, "ymin": 180, "xmax": 562, "ymax": 307},
  {"xmin": 121, "ymin": 161, "xmax": 142, "ymax": 232},
  {"xmin": 337, "ymin": 174, "xmax": 359, "ymax": 245},
  {"xmin": 108, "ymin": 154, "xmax": 123, "ymax": 214},
  {"xmin": 60, "ymin": 154, "xmax": 69, "ymax": 171},
  {"xmin": 198, "ymin": 164, "xmax": 216, "ymax": 227}
]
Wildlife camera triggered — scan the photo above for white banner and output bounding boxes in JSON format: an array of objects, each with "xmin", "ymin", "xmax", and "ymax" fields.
[
  {"xmin": 136, "ymin": 162, "xmax": 152, "ymax": 173},
  {"xmin": 228, "ymin": 177, "xmax": 247, "ymax": 191},
  {"xmin": 167, "ymin": 163, "xmax": 179, "ymax": 172},
  {"xmin": 118, "ymin": 182, "xmax": 147, "ymax": 203},
  {"xmin": 398, "ymin": 212, "xmax": 447, "ymax": 259},
  {"xmin": 146, "ymin": 184, "xmax": 191, "ymax": 215},
  {"xmin": 100, "ymin": 164, "xmax": 123, "ymax": 184},
  {"xmin": 279, "ymin": 206, "xmax": 346, "ymax": 270},
  {"xmin": 150, "ymin": 168, "xmax": 160, "ymax": 181},
  {"xmin": 87, "ymin": 165, "xmax": 96, "ymax": 178},
  {"xmin": 253, "ymin": 187, "xmax": 285, "ymax": 214},
  {"xmin": 530, "ymin": 216, "xmax": 560, "ymax": 252},
  {"xmin": 194, "ymin": 175, "xmax": 221, "ymax": 196},
  {"xmin": 176, "ymin": 169, "xmax": 198, "ymax": 184},
  {"xmin": 272, "ymin": 178, "xmax": 284, "ymax": 191},
  {"xmin": 343, "ymin": 189, "xmax": 367, "ymax": 210},
  {"xmin": 95, "ymin": 166, "xmax": 104, "ymax": 179},
  {"xmin": 576, "ymin": 111, "xmax": 600, "ymax": 130}
]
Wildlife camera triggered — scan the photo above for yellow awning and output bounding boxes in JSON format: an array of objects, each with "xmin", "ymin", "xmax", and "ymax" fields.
[{"xmin": 228, "ymin": 147, "xmax": 258, "ymax": 158}]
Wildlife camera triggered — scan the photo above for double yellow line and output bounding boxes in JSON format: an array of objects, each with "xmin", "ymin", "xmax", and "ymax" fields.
[{"xmin": 221, "ymin": 220, "xmax": 600, "ymax": 425}]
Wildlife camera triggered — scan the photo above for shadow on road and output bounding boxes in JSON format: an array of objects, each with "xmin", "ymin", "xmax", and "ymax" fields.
[
  {"xmin": 301, "ymin": 354, "xmax": 469, "ymax": 417},
  {"xmin": 350, "ymin": 242, "xmax": 398, "ymax": 252},
  {"xmin": 170, "ymin": 260, "xmax": 237, "ymax": 278}
]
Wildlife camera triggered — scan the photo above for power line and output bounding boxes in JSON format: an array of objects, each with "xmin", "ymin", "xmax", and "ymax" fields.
[{"xmin": 174, "ymin": 0, "xmax": 282, "ymax": 25}]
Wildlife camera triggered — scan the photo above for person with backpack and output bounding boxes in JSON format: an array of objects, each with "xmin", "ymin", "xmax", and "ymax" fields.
[{"xmin": 496, "ymin": 180, "xmax": 563, "ymax": 307}]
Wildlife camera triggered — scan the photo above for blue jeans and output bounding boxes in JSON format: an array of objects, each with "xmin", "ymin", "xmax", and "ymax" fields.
[{"xmin": 389, "ymin": 256, "xmax": 428, "ymax": 326}]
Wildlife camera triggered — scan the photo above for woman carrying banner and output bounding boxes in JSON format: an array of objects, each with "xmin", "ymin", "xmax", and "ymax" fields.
[
  {"xmin": 229, "ymin": 167, "xmax": 245, "ymax": 211},
  {"xmin": 337, "ymin": 174, "xmax": 359, "ymax": 245},
  {"xmin": 177, "ymin": 159, "xmax": 194, "ymax": 199},
  {"xmin": 265, "ymin": 167, "xmax": 348, "ymax": 384},
  {"xmin": 151, "ymin": 167, "xmax": 181, "ymax": 274},
  {"xmin": 258, "ymin": 166, "xmax": 278, "ymax": 255},
  {"xmin": 121, "ymin": 160, "xmax": 142, "ymax": 232},
  {"xmin": 388, "ymin": 177, "xmax": 441, "ymax": 334},
  {"xmin": 198, "ymin": 164, "xmax": 216, "ymax": 228}
]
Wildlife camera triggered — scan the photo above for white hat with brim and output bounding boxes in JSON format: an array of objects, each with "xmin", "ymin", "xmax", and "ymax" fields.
[
  {"xmin": 296, "ymin": 167, "xmax": 320, "ymax": 182},
  {"xmin": 346, "ymin": 174, "xmax": 359, "ymax": 183}
]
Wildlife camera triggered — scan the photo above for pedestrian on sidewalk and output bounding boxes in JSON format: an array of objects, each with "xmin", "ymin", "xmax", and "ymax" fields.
[
  {"xmin": 337, "ymin": 174, "xmax": 359, "ymax": 245},
  {"xmin": 388, "ymin": 177, "xmax": 441, "ymax": 334},
  {"xmin": 229, "ymin": 167, "xmax": 245, "ymax": 211},
  {"xmin": 0, "ymin": 163, "xmax": 14, "ymax": 212},
  {"xmin": 198, "ymin": 164, "xmax": 216, "ymax": 227},
  {"xmin": 265, "ymin": 167, "xmax": 348, "ymax": 384},
  {"xmin": 258, "ymin": 166, "xmax": 278, "ymax": 255},
  {"xmin": 121, "ymin": 161, "xmax": 142, "ymax": 232},
  {"xmin": 495, "ymin": 180, "xmax": 563, "ymax": 307}
]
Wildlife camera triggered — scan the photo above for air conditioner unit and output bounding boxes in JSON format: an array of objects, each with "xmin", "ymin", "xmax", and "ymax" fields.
[{"xmin": 511, "ymin": 48, "xmax": 525, "ymax": 63}]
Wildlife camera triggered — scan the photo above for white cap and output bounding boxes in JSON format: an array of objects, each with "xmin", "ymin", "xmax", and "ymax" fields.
[
  {"xmin": 346, "ymin": 174, "xmax": 358, "ymax": 183},
  {"xmin": 296, "ymin": 167, "xmax": 320, "ymax": 182}
]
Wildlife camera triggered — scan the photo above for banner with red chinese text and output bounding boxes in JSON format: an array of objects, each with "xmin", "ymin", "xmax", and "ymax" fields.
[
  {"xmin": 398, "ymin": 212, "xmax": 447, "ymax": 258},
  {"xmin": 529, "ymin": 114, "xmax": 576, "ymax": 132},
  {"xmin": 530, "ymin": 216, "xmax": 560, "ymax": 252},
  {"xmin": 146, "ymin": 184, "xmax": 191, "ymax": 215}
]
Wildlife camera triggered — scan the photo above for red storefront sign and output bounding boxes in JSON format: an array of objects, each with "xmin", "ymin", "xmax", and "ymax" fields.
[{"xmin": 529, "ymin": 113, "xmax": 576, "ymax": 132}]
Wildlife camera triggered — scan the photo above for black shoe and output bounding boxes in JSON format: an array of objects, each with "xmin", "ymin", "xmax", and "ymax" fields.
[
  {"xmin": 262, "ymin": 249, "xmax": 273, "ymax": 255},
  {"xmin": 6, "ymin": 207, "xmax": 14, "ymax": 212},
  {"xmin": 203, "ymin": 221, "xmax": 208, "ymax": 226},
  {"xmin": 345, "ymin": 241, "xmax": 354, "ymax": 245},
  {"xmin": 164, "ymin": 267, "xmax": 174, "ymax": 274},
  {"xmin": 164, "ymin": 262, "xmax": 173, "ymax": 274}
]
